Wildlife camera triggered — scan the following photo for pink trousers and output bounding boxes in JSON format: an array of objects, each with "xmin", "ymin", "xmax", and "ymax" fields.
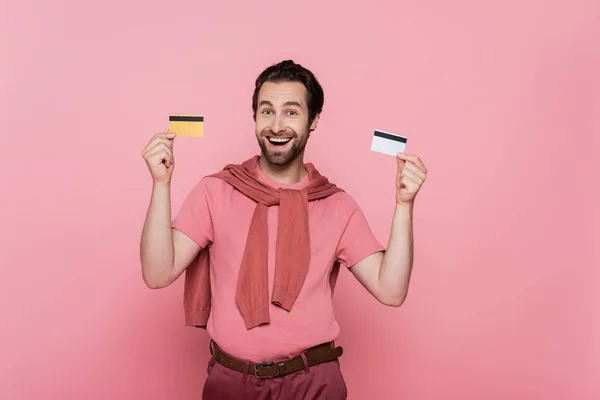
[{"xmin": 201, "ymin": 356, "xmax": 348, "ymax": 399}]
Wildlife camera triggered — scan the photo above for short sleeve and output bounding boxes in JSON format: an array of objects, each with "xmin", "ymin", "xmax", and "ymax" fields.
[
  {"xmin": 171, "ymin": 177, "xmax": 214, "ymax": 248},
  {"xmin": 335, "ymin": 194, "xmax": 385, "ymax": 268}
]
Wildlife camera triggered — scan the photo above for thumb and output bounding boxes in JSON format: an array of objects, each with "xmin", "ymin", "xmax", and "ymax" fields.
[
  {"xmin": 396, "ymin": 153, "xmax": 406, "ymax": 169},
  {"xmin": 166, "ymin": 129, "xmax": 176, "ymax": 147}
]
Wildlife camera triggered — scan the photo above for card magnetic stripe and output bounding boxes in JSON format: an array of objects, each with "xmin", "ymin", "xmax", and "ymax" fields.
[
  {"xmin": 374, "ymin": 130, "xmax": 407, "ymax": 143},
  {"xmin": 169, "ymin": 116, "xmax": 204, "ymax": 122}
]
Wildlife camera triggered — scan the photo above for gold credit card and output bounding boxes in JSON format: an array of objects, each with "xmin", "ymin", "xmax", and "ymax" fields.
[{"xmin": 169, "ymin": 115, "xmax": 204, "ymax": 137}]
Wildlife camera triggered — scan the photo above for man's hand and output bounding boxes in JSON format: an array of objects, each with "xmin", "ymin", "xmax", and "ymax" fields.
[
  {"xmin": 396, "ymin": 153, "xmax": 427, "ymax": 205},
  {"xmin": 350, "ymin": 152, "xmax": 428, "ymax": 306},
  {"xmin": 142, "ymin": 131, "xmax": 177, "ymax": 186}
]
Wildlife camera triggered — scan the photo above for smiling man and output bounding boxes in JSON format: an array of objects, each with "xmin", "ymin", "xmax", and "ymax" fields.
[{"xmin": 140, "ymin": 60, "xmax": 428, "ymax": 399}]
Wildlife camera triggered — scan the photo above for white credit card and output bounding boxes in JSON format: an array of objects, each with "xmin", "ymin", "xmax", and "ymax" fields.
[{"xmin": 370, "ymin": 129, "xmax": 407, "ymax": 156}]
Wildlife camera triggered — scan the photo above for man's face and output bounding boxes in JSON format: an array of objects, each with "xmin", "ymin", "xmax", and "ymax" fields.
[{"xmin": 254, "ymin": 81, "xmax": 318, "ymax": 166}]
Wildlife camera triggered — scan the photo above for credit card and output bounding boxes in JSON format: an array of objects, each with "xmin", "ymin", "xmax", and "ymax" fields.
[
  {"xmin": 370, "ymin": 129, "xmax": 407, "ymax": 156},
  {"xmin": 169, "ymin": 115, "xmax": 204, "ymax": 137}
]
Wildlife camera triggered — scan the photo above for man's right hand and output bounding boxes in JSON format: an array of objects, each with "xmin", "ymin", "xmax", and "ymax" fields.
[{"xmin": 142, "ymin": 131, "xmax": 177, "ymax": 185}]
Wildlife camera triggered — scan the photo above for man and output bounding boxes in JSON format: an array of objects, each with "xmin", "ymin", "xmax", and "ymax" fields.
[{"xmin": 140, "ymin": 60, "xmax": 427, "ymax": 399}]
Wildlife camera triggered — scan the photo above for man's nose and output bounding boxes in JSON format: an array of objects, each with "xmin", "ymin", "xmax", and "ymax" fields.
[{"xmin": 271, "ymin": 115, "xmax": 285, "ymax": 134}]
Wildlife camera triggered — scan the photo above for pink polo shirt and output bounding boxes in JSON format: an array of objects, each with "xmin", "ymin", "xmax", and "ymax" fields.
[{"xmin": 172, "ymin": 158, "xmax": 385, "ymax": 362}]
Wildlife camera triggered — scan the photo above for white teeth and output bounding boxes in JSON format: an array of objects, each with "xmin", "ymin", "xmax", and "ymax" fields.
[{"xmin": 269, "ymin": 137, "xmax": 291, "ymax": 143}]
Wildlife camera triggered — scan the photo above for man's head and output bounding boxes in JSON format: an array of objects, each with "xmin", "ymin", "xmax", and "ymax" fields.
[{"xmin": 252, "ymin": 60, "xmax": 324, "ymax": 167}]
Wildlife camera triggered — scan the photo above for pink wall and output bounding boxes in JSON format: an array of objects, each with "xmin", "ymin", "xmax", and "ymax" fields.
[{"xmin": 1, "ymin": 0, "xmax": 598, "ymax": 399}]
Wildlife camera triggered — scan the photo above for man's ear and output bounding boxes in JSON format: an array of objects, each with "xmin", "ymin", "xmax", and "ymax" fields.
[{"xmin": 309, "ymin": 114, "xmax": 320, "ymax": 132}]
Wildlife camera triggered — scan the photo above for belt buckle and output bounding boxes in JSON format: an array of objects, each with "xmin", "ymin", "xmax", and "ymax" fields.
[{"xmin": 254, "ymin": 362, "xmax": 274, "ymax": 379}]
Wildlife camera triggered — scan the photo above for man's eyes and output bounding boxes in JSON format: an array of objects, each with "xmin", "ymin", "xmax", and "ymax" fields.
[{"xmin": 260, "ymin": 109, "xmax": 299, "ymax": 116}]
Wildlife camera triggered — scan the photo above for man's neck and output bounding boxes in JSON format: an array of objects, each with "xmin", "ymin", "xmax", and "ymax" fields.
[{"xmin": 257, "ymin": 155, "xmax": 308, "ymax": 185}]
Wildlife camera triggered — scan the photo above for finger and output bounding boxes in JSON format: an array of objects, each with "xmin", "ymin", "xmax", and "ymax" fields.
[
  {"xmin": 155, "ymin": 130, "xmax": 177, "ymax": 139},
  {"xmin": 146, "ymin": 151, "xmax": 170, "ymax": 169},
  {"xmin": 155, "ymin": 143, "xmax": 174, "ymax": 163},
  {"xmin": 147, "ymin": 146, "xmax": 174, "ymax": 167},
  {"xmin": 147, "ymin": 146, "xmax": 173, "ymax": 164},
  {"xmin": 400, "ymin": 167, "xmax": 424, "ymax": 184},
  {"xmin": 397, "ymin": 172, "xmax": 419, "ymax": 189},
  {"xmin": 400, "ymin": 174, "xmax": 421, "ymax": 190},
  {"xmin": 396, "ymin": 156, "xmax": 406, "ymax": 170},
  {"xmin": 153, "ymin": 151, "xmax": 173, "ymax": 169},
  {"xmin": 398, "ymin": 153, "xmax": 427, "ymax": 174},
  {"xmin": 143, "ymin": 137, "xmax": 174, "ymax": 158},
  {"xmin": 151, "ymin": 137, "xmax": 174, "ymax": 149},
  {"xmin": 143, "ymin": 132, "xmax": 176, "ymax": 152},
  {"xmin": 402, "ymin": 162, "xmax": 427, "ymax": 181}
]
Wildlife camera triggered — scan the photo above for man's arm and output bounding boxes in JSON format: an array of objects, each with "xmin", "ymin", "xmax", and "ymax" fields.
[
  {"xmin": 140, "ymin": 182, "xmax": 201, "ymax": 289},
  {"xmin": 350, "ymin": 202, "xmax": 414, "ymax": 307},
  {"xmin": 350, "ymin": 153, "xmax": 426, "ymax": 307}
]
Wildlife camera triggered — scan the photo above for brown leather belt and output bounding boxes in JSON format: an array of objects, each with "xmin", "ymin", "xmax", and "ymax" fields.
[{"xmin": 210, "ymin": 340, "xmax": 344, "ymax": 379}]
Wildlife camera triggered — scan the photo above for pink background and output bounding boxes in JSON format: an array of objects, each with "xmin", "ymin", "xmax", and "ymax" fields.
[{"xmin": 1, "ymin": 0, "xmax": 598, "ymax": 399}]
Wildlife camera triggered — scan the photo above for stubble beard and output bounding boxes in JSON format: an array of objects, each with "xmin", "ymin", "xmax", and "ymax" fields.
[{"xmin": 257, "ymin": 128, "xmax": 310, "ymax": 167}]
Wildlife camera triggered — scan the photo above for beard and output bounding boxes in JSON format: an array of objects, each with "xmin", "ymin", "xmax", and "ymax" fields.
[{"xmin": 257, "ymin": 128, "xmax": 310, "ymax": 167}]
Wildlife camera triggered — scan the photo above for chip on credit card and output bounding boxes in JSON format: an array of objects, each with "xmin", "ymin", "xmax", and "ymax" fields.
[
  {"xmin": 370, "ymin": 129, "xmax": 407, "ymax": 156},
  {"xmin": 169, "ymin": 115, "xmax": 204, "ymax": 137}
]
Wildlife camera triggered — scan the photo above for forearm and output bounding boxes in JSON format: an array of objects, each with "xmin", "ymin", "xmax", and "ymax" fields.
[
  {"xmin": 140, "ymin": 182, "xmax": 176, "ymax": 288},
  {"xmin": 378, "ymin": 202, "xmax": 414, "ymax": 306}
]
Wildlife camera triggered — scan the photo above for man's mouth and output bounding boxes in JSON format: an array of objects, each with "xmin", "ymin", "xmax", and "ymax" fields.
[{"xmin": 267, "ymin": 136, "xmax": 292, "ymax": 146}]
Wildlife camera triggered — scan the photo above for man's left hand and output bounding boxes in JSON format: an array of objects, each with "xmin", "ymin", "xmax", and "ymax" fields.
[{"xmin": 396, "ymin": 153, "xmax": 427, "ymax": 205}]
